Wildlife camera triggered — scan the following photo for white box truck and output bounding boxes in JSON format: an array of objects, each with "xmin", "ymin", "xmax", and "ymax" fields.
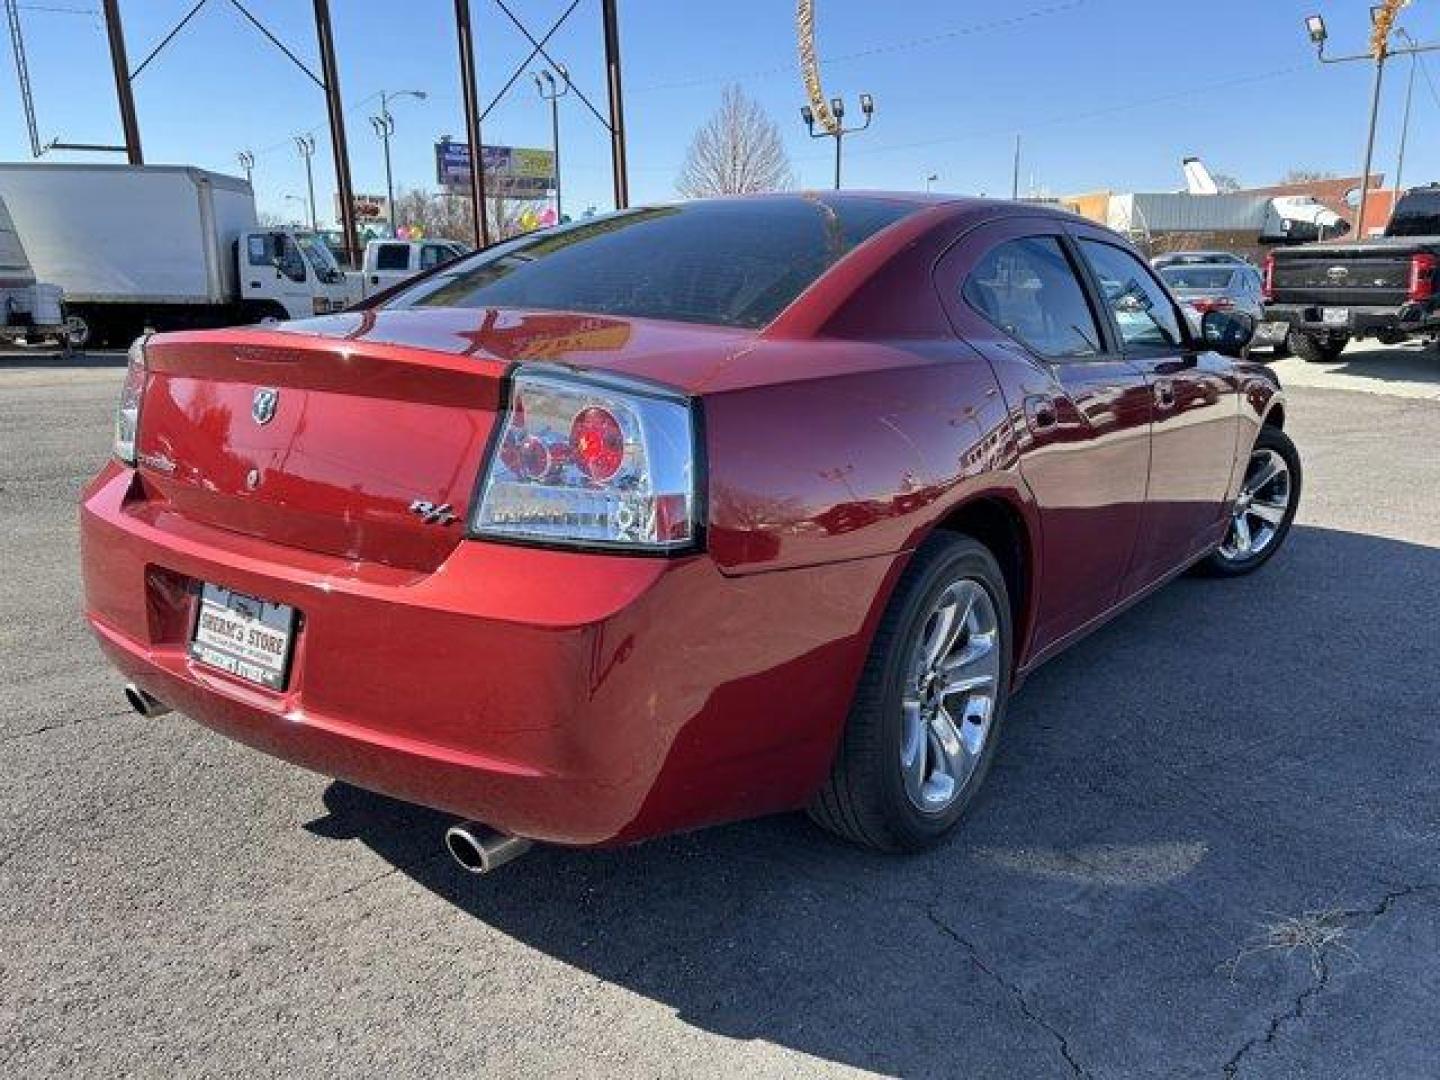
[{"xmin": 0, "ymin": 164, "xmax": 350, "ymax": 347}]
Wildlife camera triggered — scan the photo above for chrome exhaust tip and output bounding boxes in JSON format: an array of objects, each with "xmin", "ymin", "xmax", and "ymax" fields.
[
  {"xmin": 123, "ymin": 683, "xmax": 171, "ymax": 719},
  {"xmin": 444, "ymin": 821, "xmax": 532, "ymax": 874}
]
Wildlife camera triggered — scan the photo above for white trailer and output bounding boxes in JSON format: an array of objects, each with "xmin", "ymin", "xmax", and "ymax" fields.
[{"xmin": 0, "ymin": 164, "xmax": 350, "ymax": 347}]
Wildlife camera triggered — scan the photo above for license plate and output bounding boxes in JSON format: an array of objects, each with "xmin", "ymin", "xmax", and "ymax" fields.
[
  {"xmin": 1321, "ymin": 307, "xmax": 1350, "ymax": 326},
  {"xmin": 189, "ymin": 583, "xmax": 297, "ymax": 690},
  {"xmin": 1254, "ymin": 321, "xmax": 1290, "ymax": 344}
]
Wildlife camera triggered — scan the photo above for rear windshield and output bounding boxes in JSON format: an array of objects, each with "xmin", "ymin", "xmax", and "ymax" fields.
[
  {"xmin": 1159, "ymin": 266, "xmax": 1235, "ymax": 290},
  {"xmin": 387, "ymin": 197, "xmax": 917, "ymax": 329},
  {"xmin": 1387, "ymin": 189, "xmax": 1440, "ymax": 237}
]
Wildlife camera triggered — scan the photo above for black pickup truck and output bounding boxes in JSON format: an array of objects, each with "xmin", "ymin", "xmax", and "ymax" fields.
[{"xmin": 1259, "ymin": 183, "xmax": 1440, "ymax": 362}]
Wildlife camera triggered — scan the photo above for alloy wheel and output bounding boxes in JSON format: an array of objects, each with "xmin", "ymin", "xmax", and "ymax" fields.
[
  {"xmin": 1218, "ymin": 447, "xmax": 1292, "ymax": 562},
  {"xmin": 900, "ymin": 578, "xmax": 1002, "ymax": 814}
]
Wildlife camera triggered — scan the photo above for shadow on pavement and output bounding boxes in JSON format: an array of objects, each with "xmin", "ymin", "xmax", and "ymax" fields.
[
  {"xmin": 0, "ymin": 349, "xmax": 128, "ymax": 370},
  {"xmin": 306, "ymin": 524, "xmax": 1440, "ymax": 1075}
]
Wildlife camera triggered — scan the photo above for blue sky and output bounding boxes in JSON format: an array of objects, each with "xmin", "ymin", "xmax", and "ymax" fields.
[{"xmin": 3, "ymin": 0, "xmax": 1438, "ymax": 225}]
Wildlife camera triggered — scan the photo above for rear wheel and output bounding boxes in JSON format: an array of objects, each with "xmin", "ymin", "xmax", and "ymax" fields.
[
  {"xmin": 1199, "ymin": 425, "xmax": 1302, "ymax": 577},
  {"xmin": 1288, "ymin": 331, "xmax": 1347, "ymax": 364},
  {"xmin": 809, "ymin": 534, "xmax": 1012, "ymax": 851}
]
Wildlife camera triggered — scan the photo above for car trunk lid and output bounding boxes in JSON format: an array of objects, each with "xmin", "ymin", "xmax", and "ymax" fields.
[{"xmin": 136, "ymin": 327, "xmax": 504, "ymax": 572}]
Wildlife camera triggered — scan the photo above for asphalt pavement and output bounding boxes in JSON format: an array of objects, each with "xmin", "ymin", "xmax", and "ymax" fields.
[{"xmin": 2, "ymin": 341, "xmax": 1438, "ymax": 1078}]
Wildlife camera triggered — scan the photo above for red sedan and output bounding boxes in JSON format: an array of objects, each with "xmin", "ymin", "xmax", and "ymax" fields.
[{"xmin": 80, "ymin": 194, "xmax": 1300, "ymax": 868}]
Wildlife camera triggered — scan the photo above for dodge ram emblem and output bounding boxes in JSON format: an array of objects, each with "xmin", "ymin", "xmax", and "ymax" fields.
[{"xmin": 251, "ymin": 387, "xmax": 280, "ymax": 426}]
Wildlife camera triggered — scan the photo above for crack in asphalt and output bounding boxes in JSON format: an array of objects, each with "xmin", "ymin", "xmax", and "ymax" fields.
[
  {"xmin": 1220, "ymin": 883, "xmax": 1439, "ymax": 1078},
  {"xmin": 3, "ymin": 707, "xmax": 132, "ymax": 744},
  {"xmin": 921, "ymin": 904, "xmax": 1089, "ymax": 1078}
]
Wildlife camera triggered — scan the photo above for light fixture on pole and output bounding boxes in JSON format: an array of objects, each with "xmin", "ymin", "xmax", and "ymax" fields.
[
  {"xmin": 369, "ymin": 89, "xmax": 426, "ymax": 232},
  {"xmin": 533, "ymin": 65, "xmax": 569, "ymax": 220},
  {"xmin": 925, "ymin": 173, "xmax": 938, "ymax": 193},
  {"xmin": 237, "ymin": 150, "xmax": 255, "ymax": 186},
  {"xmin": 1304, "ymin": 5, "xmax": 1439, "ymax": 236},
  {"xmin": 800, "ymin": 92, "xmax": 874, "ymax": 190},
  {"xmin": 294, "ymin": 134, "xmax": 318, "ymax": 231}
]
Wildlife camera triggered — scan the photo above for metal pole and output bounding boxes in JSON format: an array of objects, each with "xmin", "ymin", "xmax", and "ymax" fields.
[
  {"xmin": 833, "ymin": 131, "xmax": 842, "ymax": 190},
  {"xmin": 1394, "ymin": 51, "xmax": 1417, "ymax": 199},
  {"xmin": 380, "ymin": 93, "xmax": 396, "ymax": 224},
  {"xmin": 454, "ymin": 0, "xmax": 489, "ymax": 246},
  {"xmin": 600, "ymin": 0, "xmax": 628, "ymax": 208},
  {"xmin": 550, "ymin": 94, "xmax": 562, "ymax": 220},
  {"xmin": 1356, "ymin": 52, "xmax": 1387, "ymax": 239},
  {"xmin": 101, "ymin": 0, "xmax": 143, "ymax": 164},
  {"xmin": 313, "ymin": 0, "xmax": 357, "ymax": 262},
  {"xmin": 297, "ymin": 136, "xmax": 318, "ymax": 231}
]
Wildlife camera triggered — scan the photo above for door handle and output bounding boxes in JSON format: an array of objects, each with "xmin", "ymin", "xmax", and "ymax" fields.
[
  {"xmin": 1154, "ymin": 379, "xmax": 1177, "ymax": 410},
  {"xmin": 1024, "ymin": 394, "xmax": 1059, "ymax": 432}
]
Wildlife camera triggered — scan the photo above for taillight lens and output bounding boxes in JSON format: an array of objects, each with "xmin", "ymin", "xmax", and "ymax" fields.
[
  {"xmin": 1261, "ymin": 255, "xmax": 1275, "ymax": 303},
  {"xmin": 113, "ymin": 336, "xmax": 147, "ymax": 464},
  {"xmin": 1408, "ymin": 253, "xmax": 1436, "ymax": 302},
  {"xmin": 1189, "ymin": 297, "xmax": 1233, "ymax": 313},
  {"xmin": 473, "ymin": 370, "xmax": 699, "ymax": 551}
]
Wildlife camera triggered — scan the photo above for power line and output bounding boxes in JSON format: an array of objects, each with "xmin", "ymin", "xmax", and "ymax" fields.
[{"xmin": 630, "ymin": 0, "xmax": 1090, "ymax": 93}]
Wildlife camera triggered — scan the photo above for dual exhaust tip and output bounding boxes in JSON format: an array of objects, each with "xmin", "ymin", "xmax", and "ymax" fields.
[{"xmin": 124, "ymin": 684, "xmax": 529, "ymax": 874}]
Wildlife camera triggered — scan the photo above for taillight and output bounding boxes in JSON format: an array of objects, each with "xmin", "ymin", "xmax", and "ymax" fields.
[
  {"xmin": 473, "ymin": 369, "xmax": 699, "ymax": 552},
  {"xmin": 1189, "ymin": 297, "xmax": 1233, "ymax": 313},
  {"xmin": 113, "ymin": 336, "xmax": 147, "ymax": 464},
  {"xmin": 1408, "ymin": 253, "xmax": 1436, "ymax": 302},
  {"xmin": 1262, "ymin": 255, "xmax": 1275, "ymax": 303}
]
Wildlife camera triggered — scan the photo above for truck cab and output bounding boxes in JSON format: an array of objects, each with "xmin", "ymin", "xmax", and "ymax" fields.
[
  {"xmin": 344, "ymin": 239, "xmax": 470, "ymax": 305},
  {"xmin": 239, "ymin": 230, "xmax": 350, "ymax": 322}
]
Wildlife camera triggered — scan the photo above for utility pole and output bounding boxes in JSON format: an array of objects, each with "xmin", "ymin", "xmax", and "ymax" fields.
[
  {"xmin": 800, "ymin": 93, "xmax": 874, "ymax": 190},
  {"xmin": 454, "ymin": 0, "xmax": 490, "ymax": 246},
  {"xmin": 1012, "ymin": 134, "xmax": 1023, "ymax": 200},
  {"xmin": 312, "ymin": 0, "xmax": 357, "ymax": 263},
  {"xmin": 295, "ymin": 135, "xmax": 318, "ymax": 231},
  {"xmin": 600, "ymin": 0, "xmax": 628, "ymax": 208},
  {"xmin": 101, "ymin": 0, "xmax": 142, "ymax": 163},
  {"xmin": 371, "ymin": 89, "xmax": 427, "ymax": 230},
  {"xmin": 534, "ymin": 66, "xmax": 569, "ymax": 220},
  {"xmin": 1304, "ymin": 9, "xmax": 1440, "ymax": 237},
  {"xmin": 1393, "ymin": 29, "xmax": 1419, "ymax": 198},
  {"xmin": 237, "ymin": 150, "xmax": 255, "ymax": 186}
]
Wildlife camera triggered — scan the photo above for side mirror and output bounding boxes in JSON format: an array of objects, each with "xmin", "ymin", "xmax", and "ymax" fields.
[{"xmin": 1201, "ymin": 310, "xmax": 1255, "ymax": 358}]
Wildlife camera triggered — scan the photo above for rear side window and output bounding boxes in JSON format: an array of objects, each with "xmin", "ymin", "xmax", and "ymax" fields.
[
  {"xmin": 419, "ymin": 244, "xmax": 449, "ymax": 270},
  {"xmin": 390, "ymin": 197, "xmax": 917, "ymax": 330},
  {"xmin": 963, "ymin": 236, "xmax": 1102, "ymax": 358},
  {"xmin": 1387, "ymin": 189, "xmax": 1440, "ymax": 237},
  {"xmin": 1079, "ymin": 239, "xmax": 1184, "ymax": 349},
  {"xmin": 375, "ymin": 244, "xmax": 411, "ymax": 271}
]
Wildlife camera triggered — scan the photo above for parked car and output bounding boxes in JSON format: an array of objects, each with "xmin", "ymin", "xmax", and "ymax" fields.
[
  {"xmin": 80, "ymin": 195, "xmax": 1299, "ymax": 867},
  {"xmin": 1260, "ymin": 183, "xmax": 1440, "ymax": 362},
  {"xmin": 1157, "ymin": 261, "xmax": 1266, "ymax": 324},
  {"xmin": 1151, "ymin": 250, "xmax": 1250, "ymax": 271}
]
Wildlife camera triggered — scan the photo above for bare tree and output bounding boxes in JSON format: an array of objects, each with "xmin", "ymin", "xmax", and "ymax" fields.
[
  {"xmin": 1212, "ymin": 173, "xmax": 1243, "ymax": 193},
  {"xmin": 392, "ymin": 187, "xmax": 536, "ymax": 245},
  {"xmin": 677, "ymin": 85, "xmax": 793, "ymax": 198}
]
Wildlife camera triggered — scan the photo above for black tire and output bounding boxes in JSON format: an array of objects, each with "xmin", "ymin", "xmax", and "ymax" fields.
[
  {"xmin": 809, "ymin": 533, "xmax": 1013, "ymax": 852},
  {"xmin": 1199, "ymin": 425, "xmax": 1302, "ymax": 577},
  {"xmin": 1288, "ymin": 331, "xmax": 1346, "ymax": 364}
]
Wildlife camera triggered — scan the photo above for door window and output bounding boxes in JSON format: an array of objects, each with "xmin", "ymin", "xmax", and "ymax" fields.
[
  {"xmin": 962, "ymin": 236, "xmax": 1103, "ymax": 358},
  {"xmin": 420, "ymin": 244, "xmax": 449, "ymax": 270},
  {"xmin": 375, "ymin": 244, "xmax": 411, "ymax": 271},
  {"xmin": 1078, "ymin": 239, "xmax": 1184, "ymax": 349}
]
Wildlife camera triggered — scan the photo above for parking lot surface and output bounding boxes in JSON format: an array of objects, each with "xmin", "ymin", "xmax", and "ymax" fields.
[{"xmin": 3, "ymin": 343, "xmax": 1438, "ymax": 1078}]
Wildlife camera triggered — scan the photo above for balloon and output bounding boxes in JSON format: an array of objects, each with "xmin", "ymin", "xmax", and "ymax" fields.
[
  {"xmin": 538, "ymin": 207, "xmax": 557, "ymax": 227},
  {"xmin": 519, "ymin": 208, "xmax": 538, "ymax": 231}
]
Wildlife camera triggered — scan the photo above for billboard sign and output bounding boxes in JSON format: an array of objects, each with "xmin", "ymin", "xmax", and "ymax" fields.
[
  {"xmin": 336, "ymin": 192, "xmax": 391, "ymax": 225},
  {"xmin": 435, "ymin": 141, "xmax": 555, "ymax": 199}
]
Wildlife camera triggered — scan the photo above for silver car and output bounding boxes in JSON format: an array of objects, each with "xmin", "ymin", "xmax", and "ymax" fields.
[{"xmin": 1157, "ymin": 262, "xmax": 1265, "ymax": 326}]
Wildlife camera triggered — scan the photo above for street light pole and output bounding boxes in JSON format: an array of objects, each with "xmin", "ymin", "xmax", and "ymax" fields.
[
  {"xmin": 534, "ymin": 66, "xmax": 569, "ymax": 220},
  {"xmin": 1305, "ymin": 10, "xmax": 1440, "ymax": 237},
  {"xmin": 370, "ymin": 89, "xmax": 426, "ymax": 231},
  {"xmin": 237, "ymin": 150, "xmax": 255, "ymax": 186},
  {"xmin": 1393, "ymin": 30, "xmax": 1419, "ymax": 197},
  {"xmin": 800, "ymin": 93, "xmax": 874, "ymax": 191},
  {"xmin": 295, "ymin": 134, "xmax": 317, "ymax": 231}
]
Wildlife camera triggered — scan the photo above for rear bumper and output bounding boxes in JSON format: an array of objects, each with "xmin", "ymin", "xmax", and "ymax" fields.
[
  {"xmin": 81, "ymin": 465, "xmax": 896, "ymax": 845},
  {"xmin": 1264, "ymin": 302, "xmax": 1440, "ymax": 338}
]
